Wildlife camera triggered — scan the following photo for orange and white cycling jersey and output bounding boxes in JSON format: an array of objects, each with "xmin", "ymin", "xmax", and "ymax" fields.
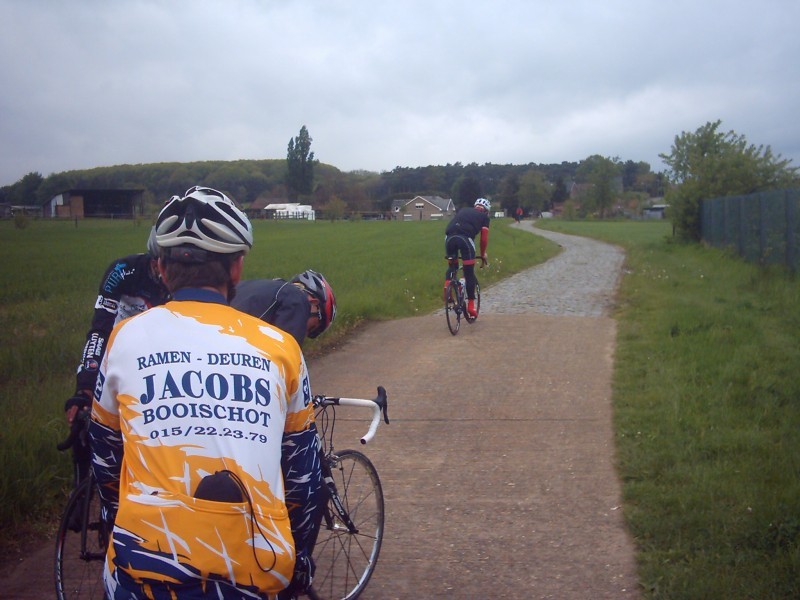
[{"xmin": 91, "ymin": 293, "xmax": 315, "ymax": 598}]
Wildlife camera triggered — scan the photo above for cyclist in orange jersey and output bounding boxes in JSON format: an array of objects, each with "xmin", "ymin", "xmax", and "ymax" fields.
[{"xmin": 90, "ymin": 186, "xmax": 321, "ymax": 599}]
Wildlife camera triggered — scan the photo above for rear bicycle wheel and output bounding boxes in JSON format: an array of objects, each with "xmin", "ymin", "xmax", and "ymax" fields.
[
  {"xmin": 55, "ymin": 476, "xmax": 108, "ymax": 600},
  {"xmin": 445, "ymin": 280, "xmax": 461, "ymax": 335},
  {"xmin": 465, "ymin": 282, "xmax": 481, "ymax": 323},
  {"xmin": 310, "ymin": 449, "xmax": 384, "ymax": 600}
]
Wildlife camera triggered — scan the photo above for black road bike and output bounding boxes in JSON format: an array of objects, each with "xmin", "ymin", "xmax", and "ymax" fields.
[
  {"xmin": 54, "ymin": 410, "xmax": 107, "ymax": 600},
  {"xmin": 444, "ymin": 256, "xmax": 482, "ymax": 335}
]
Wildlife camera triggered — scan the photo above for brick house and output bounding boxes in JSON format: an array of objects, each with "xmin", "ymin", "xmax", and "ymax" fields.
[{"xmin": 390, "ymin": 195, "xmax": 455, "ymax": 221}]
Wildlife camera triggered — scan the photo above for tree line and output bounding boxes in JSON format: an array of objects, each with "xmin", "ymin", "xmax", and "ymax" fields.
[
  {"xmin": 0, "ymin": 156, "xmax": 664, "ymax": 217},
  {"xmin": 3, "ymin": 121, "xmax": 796, "ymax": 240},
  {"xmin": 2, "ymin": 126, "xmax": 665, "ymax": 216}
]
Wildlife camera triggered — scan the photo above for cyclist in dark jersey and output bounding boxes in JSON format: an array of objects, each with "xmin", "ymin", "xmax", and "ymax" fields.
[
  {"xmin": 232, "ymin": 270, "xmax": 337, "ymax": 346},
  {"xmin": 444, "ymin": 197, "xmax": 491, "ymax": 318},
  {"xmin": 64, "ymin": 228, "xmax": 170, "ymax": 482}
]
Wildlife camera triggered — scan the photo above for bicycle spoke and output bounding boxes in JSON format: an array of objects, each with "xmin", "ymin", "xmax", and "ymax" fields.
[
  {"xmin": 445, "ymin": 281, "xmax": 460, "ymax": 335},
  {"xmin": 317, "ymin": 529, "xmax": 372, "ymax": 588},
  {"xmin": 55, "ymin": 476, "xmax": 108, "ymax": 600},
  {"xmin": 311, "ymin": 450, "xmax": 384, "ymax": 599}
]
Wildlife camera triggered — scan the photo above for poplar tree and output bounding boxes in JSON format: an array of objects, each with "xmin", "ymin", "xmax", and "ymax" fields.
[{"xmin": 286, "ymin": 125, "xmax": 315, "ymax": 200}]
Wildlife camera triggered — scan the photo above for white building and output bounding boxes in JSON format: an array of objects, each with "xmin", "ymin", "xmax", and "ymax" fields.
[{"xmin": 264, "ymin": 203, "xmax": 316, "ymax": 220}]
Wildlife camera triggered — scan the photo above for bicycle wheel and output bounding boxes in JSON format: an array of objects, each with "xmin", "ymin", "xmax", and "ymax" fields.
[
  {"xmin": 465, "ymin": 282, "xmax": 480, "ymax": 323},
  {"xmin": 310, "ymin": 449, "xmax": 384, "ymax": 600},
  {"xmin": 55, "ymin": 476, "xmax": 108, "ymax": 600},
  {"xmin": 445, "ymin": 280, "xmax": 461, "ymax": 335}
]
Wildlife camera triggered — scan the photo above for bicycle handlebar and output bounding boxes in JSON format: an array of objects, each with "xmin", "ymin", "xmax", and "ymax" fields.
[{"xmin": 314, "ymin": 386, "xmax": 389, "ymax": 445}]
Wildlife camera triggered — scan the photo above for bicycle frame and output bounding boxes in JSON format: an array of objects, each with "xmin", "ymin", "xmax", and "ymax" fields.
[
  {"xmin": 307, "ymin": 387, "xmax": 389, "ymax": 600},
  {"xmin": 55, "ymin": 411, "xmax": 108, "ymax": 600},
  {"xmin": 444, "ymin": 257, "xmax": 481, "ymax": 335},
  {"xmin": 315, "ymin": 389, "xmax": 388, "ymax": 516},
  {"xmin": 76, "ymin": 477, "xmax": 107, "ymax": 561}
]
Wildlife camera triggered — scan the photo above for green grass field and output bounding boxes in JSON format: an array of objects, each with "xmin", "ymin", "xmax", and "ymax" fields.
[
  {"xmin": 0, "ymin": 217, "xmax": 558, "ymax": 542},
  {"xmin": 538, "ymin": 219, "xmax": 800, "ymax": 599},
  {"xmin": 2, "ymin": 216, "xmax": 798, "ymax": 597}
]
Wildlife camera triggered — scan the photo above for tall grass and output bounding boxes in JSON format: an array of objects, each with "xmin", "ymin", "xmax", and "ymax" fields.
[
  {"xmin": 538, "ymin": 219, "xmax": 800, "ymax": 598},
  {"xmin": 0, "ymin": 217, "xmax": 558, "ymax": 542}
]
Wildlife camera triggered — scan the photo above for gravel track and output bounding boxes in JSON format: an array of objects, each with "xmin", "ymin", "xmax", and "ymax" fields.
[{"xmin": 480, "ymin": 221, "xmax": 625, "ymax": 317}]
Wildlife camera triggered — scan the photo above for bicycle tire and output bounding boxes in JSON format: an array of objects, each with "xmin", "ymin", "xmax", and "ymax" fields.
[
  {"xmin": 445, "ymin": 280, "xmax": 461, "ymax": 335},
  {"xmin": 54, "ymin": 475, "xmax": 108, "ymax": 600},
  {"xmin": 465, "ymin": 282, "xmax": 480, "ymax": 323},
  {"xmin": 310, "ymin": 449, "xmax": 384, "ymax": 600}
]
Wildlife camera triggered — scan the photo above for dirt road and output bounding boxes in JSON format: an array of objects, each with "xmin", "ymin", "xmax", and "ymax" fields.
[{"xmin": 1, "ymin": 222, "xmax": 639, "ymax": 599}]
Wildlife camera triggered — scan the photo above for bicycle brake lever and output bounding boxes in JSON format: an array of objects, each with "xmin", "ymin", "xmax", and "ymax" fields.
[{"xmin": 376, "ymin": 386, "xmax": 389, "ymax": 424}]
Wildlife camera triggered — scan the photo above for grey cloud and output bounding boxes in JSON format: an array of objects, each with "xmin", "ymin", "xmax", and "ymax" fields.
[{"xmin": 1, "ymin": 0, "xmax": 799, "ymax": 185}]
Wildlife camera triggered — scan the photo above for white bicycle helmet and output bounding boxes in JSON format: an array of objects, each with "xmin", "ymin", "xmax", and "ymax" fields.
[
  {"xmin": 155, "ymin": 186, "xmax": 253, "ymax": 257},
  {"xmin": 474, "ymin": 197, "xmax": 491, "ymax": 211}
]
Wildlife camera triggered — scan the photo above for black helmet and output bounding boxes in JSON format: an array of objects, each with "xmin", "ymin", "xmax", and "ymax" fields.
[{"xmin": 290, "ymin": 270, "xmax": 337, "ymax": 338}]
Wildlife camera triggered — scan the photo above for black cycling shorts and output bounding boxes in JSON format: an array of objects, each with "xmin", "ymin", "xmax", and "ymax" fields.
[{"xmin": 445, "ymin": 235, "xmax": 477, "ymax": 263}]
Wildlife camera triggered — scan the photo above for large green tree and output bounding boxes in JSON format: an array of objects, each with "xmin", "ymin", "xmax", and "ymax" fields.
[
  {"xmin": 496, "ymin": 172, "xmax": 520, "ymax": 211},
  {"xmin": 518, "ymin": 169, "xmax": 551, "ymax": 214},
  {"xmin": 550, "ymin": 176, "xmax": 568, "ymax": 207},
  {"xmin": 6, "ymin": 171, "xmax": 44, "ymax": 205},
  {"xmin": 451, "ymin": 175, "xmax": 483, "ymax": 208},
  {"xmin": 286, "ymin": 125, "xmax": 316, "ymax": 200},
  {"xmin": 660, "ymin": 120, "xmax": 798, "ymax": 240},
  {"xmin": 577, "ymin": 155, "xmax": 621, "ymax": 218}
]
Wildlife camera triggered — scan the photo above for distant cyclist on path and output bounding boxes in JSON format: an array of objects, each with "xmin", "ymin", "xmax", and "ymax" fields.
[{"xmin": 444, "ymin": 197, "xmax": 491, "ymax": 318}]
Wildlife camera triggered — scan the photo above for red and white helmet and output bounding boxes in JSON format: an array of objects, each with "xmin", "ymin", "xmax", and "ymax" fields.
[{"xmin": 291, "ymin": 270, "xmax": 337, "ymax": 338}]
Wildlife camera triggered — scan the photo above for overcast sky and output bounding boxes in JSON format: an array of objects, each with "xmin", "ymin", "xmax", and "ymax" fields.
[{"xmin": 2, "ymin": 0, "xmax": 799, "ymax": 187}]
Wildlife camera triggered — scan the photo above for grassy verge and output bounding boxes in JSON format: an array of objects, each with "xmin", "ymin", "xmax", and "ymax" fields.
[
  {"xmin": 0, "ymin": 217, "xmax": 559, "ymax": 553},
  {"xmin": 537, "ymin": 219, "xmax": 800, "ymax": 599}
]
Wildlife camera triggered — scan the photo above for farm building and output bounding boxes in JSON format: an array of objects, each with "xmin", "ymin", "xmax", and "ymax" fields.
[
  {"xmin": 1, "ymin": 204, "xmax": 39, "ymax": 218},
  {"xmin": 44, "ymin": 189, "xmax": 145, "ymax": 219},
  {"xmin": 245, "ymin": 198, "xmax": 315, "ymax": 220},
  {"xmin": 264, "ymin": 202, "xmax": 315, "ymax": 220},
  {"xmin": 642, "ymin": 203, "xmax": 669, "ymax": 219}
]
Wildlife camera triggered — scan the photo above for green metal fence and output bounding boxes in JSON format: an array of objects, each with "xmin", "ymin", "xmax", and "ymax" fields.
[{"xmin": 701, "ymin": 189, "xmax": 800, "ymax": 271}]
